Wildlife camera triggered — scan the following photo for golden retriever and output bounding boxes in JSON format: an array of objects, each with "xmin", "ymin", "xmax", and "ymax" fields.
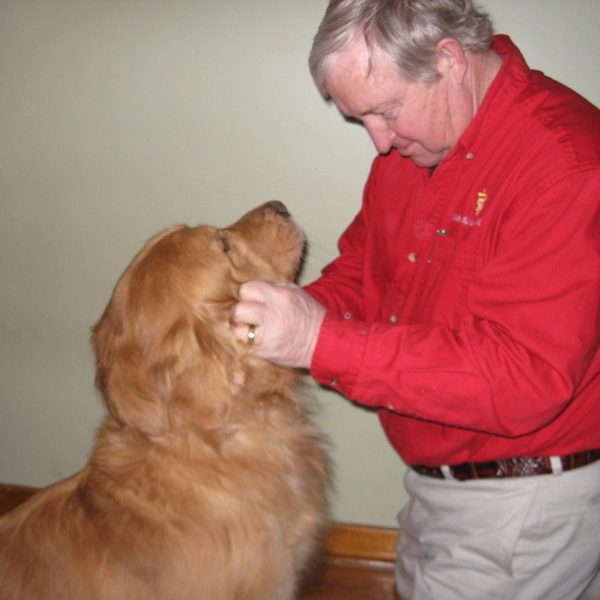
[{"xmin": 0, "ymin": 201, "xmax": 330, "ymax": 600}]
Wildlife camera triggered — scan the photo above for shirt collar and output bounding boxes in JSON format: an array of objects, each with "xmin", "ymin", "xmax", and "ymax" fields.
[{"xmin": 452, "ymin": 35, "xmax": 532, "ymax": 159}]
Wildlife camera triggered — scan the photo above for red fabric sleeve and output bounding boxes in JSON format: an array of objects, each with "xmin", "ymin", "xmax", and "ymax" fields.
[{"xmin": 304, "ymin": 209, "xmax": 367, "ymax": 320}]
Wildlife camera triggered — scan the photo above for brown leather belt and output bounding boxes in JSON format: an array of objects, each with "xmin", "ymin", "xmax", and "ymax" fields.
[{"xmin": 412, "ymin": 449, "xmax": 600, "ymax": 481}]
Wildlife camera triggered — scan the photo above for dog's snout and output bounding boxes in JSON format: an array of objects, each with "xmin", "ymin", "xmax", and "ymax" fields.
[{"xmin": 267, "ymin": 200, "xmax": 291, "ymax": 219}]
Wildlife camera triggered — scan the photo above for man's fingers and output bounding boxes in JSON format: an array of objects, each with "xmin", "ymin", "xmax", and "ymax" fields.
[
  {"xmin": 231, "ymin": 299, "xmax": 264, "ymax": 327},
  {"xmin": 230, "ymin": 280, "xmax": 323, "ymax": 368},
  {"xmin": 230, "ymin": 322, "xmax": 260, "ymax": 347},
  {"xmin": 230, "ymin": 282, "xmax": 271, "ymax": 348},
  {"xmin": 238, "ymin": 280, "xmax": 273, "ymax": 302},
  {"xmin": 233, "ymin": 281, "xmax": 296, "ymax": 326}
]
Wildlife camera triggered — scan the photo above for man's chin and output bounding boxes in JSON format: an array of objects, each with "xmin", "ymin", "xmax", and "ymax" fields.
[
  {"xmin": 398, "ymin": 148, "xmax": 445, "ymax": 169},
  {"xmin": 408, "ymin": 155, "xmax": 439, "ymax": 168}
]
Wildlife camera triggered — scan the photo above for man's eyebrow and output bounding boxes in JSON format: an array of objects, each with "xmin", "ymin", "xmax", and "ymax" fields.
[
  {"xmin": 344, "ymin": 104, "xmax": 379, "ymax": 119},
  {"xmin": 340, "ymin": 106, "xmax": 380, "ymax": 123},
  {"xmin": 357, "ymin": 99, "xmax": 401, "ymax": 117},
  {"xmin": 357, "ymin": 107, "xmax": 377, "ymax": 117},
  {"xmin": 338, "ymin": 98, "xmax": 398, "ymax": 122}
]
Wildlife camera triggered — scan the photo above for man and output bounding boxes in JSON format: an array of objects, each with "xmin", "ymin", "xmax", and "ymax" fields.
[{"xmin": 233, "ymin": 1, "xmax": 600, "ymax": 598}]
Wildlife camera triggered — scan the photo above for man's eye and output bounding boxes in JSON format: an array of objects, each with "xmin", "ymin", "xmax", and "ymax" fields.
[{"xmin": 344, "ymin": 115, "xmax": 363, "ymax": 126}]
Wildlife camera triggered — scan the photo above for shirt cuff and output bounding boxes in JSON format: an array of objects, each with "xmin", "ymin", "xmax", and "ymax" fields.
[{"xmin": 310, "ymin": 312, "xmax": 369, "ymax": 397}]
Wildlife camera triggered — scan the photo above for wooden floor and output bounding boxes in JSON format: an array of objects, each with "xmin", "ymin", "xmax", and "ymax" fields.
[{"xmin": 0, "ymin": 483, "xmax": 401, "ymax": 599}]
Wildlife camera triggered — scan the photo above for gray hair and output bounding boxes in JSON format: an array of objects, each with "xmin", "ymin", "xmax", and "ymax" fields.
[{"xmin": 309, "ymin": 0, "xmax": 494, "ymax": 96}]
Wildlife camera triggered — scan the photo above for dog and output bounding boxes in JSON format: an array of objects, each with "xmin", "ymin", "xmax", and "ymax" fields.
[{"xmin": 0, "ymin": 201, "xmax": 330, "ymax": 600}]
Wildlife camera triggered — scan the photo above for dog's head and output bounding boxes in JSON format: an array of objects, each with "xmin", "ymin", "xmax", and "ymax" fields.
[{"xmin": 92, "ymin": 201, "xmax": 305, "ymax": 436}]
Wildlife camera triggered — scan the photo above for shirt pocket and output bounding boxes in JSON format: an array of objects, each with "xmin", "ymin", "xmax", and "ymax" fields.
[{"xmin": 412, "ymin": 230, "xmax": 479, "ymax": 326}]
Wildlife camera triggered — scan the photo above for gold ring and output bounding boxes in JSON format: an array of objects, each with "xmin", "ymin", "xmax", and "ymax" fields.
[{"xmin": 247, "ymin": 324, "xmax": 257, "ymax": 347}]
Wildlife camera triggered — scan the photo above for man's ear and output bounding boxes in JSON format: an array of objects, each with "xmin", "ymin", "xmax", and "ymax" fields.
[{"xmin": 435, "ymin": 37, "xmax": 468, "ymax": 83}]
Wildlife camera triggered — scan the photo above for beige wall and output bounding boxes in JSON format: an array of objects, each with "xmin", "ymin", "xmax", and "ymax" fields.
[{"xmin": 1, "ymin": 0, "xmax": 598, "ymax": 527}]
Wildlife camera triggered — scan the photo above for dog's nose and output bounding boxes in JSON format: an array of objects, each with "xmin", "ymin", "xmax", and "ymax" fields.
[{"xmin": 267, "ymin": 200, "xmax": 291, "ymax": 219}]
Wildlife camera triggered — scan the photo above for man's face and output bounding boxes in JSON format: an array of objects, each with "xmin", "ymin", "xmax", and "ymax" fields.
[{"xmin": 325, "ymin": 36, "xmax": 472, "ymax": 168}]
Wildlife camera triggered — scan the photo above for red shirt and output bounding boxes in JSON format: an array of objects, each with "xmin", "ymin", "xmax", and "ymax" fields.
[{"xmin": 306, "ymin": 36, "xmax": 600, "ymax": 466}]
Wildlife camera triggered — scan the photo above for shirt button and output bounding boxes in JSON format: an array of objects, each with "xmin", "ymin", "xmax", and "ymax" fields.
[
  {"xmin": 407, "ymin": 251, "xmax": 418, "ymax": 263},
  {"xmin": 466, "ymin": 152, "xmax": 475, "ymax": 160},
  {"xmin": 330, "ymin": 379, "xmax": 339, "ymax": 387},
  {"xmin": 389, "ymin": 315, "xmax": 398, "ymax": 324},
  {"xmin": 343, "ymin": 312, "xmax": 352, "ymax": 320}
]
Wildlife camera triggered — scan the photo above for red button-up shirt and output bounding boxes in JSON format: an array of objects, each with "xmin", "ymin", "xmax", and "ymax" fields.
[{"xmin": 306, "ymin": 36, "xmax": 600, "ymax": 466}]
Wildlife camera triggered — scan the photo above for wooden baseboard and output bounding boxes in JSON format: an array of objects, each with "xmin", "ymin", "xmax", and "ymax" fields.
[
  {"xmin": 323, "ymin": 522, "xmax": 397, "ymax": 568},
  {"xmin": 306, "ymin": 523, "xmax": 400, "ymax": 599}
]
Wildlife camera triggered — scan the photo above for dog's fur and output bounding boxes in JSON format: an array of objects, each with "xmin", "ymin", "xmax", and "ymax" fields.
[{"xmin": 0, "ymin": 202, "xmax": 330, "ymax": 600}]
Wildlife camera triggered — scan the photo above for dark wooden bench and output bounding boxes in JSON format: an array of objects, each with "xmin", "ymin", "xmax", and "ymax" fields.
[{"xmin": 0, "ymin": 483, "xmax": 401, "ymax": 599}]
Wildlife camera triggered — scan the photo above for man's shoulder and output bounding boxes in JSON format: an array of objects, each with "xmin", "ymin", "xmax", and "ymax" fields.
[{"xmin": 519, "ymin": 73, "xmax": 600, "ymax": 168}]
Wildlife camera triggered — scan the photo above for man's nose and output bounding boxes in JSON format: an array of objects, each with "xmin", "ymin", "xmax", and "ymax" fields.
[{"xmin": 365, "ymin": 120, "xmax": 395, "ymax": 154}]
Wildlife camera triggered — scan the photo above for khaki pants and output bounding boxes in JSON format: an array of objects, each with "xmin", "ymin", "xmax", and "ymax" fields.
[{"xmin": 395, "ymin": 459, "xmax": 600, "ymax": 600}]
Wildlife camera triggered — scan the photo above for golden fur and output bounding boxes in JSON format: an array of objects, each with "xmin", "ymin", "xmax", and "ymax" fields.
[{"xmin": 0, "ymin": 202, "xmax": 330, "ymax": 600}]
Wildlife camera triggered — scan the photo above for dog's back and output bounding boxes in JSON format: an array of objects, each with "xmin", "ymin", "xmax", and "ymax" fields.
[{"xmin": 0, "ymin": 410, "xmax": 327, "ymax": 600}]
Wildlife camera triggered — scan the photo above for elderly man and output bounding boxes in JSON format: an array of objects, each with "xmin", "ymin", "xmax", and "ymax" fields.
[{"xmin": 233, "ymin": 1, "xmax": 600, "ymax": 598}]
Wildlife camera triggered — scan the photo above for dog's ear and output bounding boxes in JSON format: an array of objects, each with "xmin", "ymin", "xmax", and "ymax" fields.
[
  {"xmin": 92, "ymin": 306, "xmax": 170, "ymax": 436},
  {"xmin": 153, "ymin": 317, "xmax": 237, "ymax": 432}
]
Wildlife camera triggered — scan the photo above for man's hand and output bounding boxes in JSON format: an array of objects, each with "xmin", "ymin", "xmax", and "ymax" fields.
[{"xmin": 232, "ymin": 281, "xmax": 326, "ymax": 369}]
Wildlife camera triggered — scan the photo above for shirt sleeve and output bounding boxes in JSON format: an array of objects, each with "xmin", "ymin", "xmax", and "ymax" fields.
[
  {"xmin": 310, "ymin": 169, "xmax": 600, "ymax": 438},
  {"xmin": 304, "ymin": 162, "xmax": 377, "ymax": 319}
]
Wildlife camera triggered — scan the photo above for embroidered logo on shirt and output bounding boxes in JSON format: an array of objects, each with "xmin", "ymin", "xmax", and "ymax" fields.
[
  {"xmin": 451, "ymin": 189, "xmax": 489, "ymax": 228},
  {"xmin": 452, "ymin": 213, "xmax": 482, "ymax": 227},
  {"xmin": 475, "ymin": 189, "xmax": 488, "ymax": 216}
]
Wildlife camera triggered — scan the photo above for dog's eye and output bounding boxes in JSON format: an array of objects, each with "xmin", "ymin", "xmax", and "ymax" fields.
[{"xmin": 219, "ymin": 233, "xmax": 231, "ymax": 253}]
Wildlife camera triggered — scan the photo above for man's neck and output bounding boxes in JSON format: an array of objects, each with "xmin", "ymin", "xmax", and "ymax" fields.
[{"xmin": 469, "ymin": 50, "xmax": 503, "ymax": 112}]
